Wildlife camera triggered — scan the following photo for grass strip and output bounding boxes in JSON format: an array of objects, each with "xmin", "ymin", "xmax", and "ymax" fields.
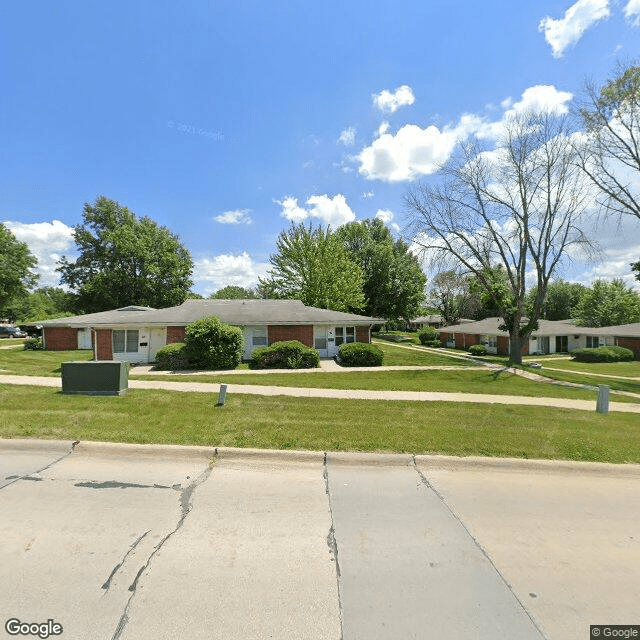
[{"xmin": 1, "ymin": 385, "xmax": 639, "ymax": 463}]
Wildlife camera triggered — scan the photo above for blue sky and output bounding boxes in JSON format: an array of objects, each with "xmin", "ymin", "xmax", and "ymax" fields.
[{"xmin": 2, "ymin": 0, "xmax": 640, "ymax": 296}]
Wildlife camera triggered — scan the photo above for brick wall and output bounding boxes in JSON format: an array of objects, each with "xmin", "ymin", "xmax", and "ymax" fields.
[
  {"xmin": 616, "ymin": 337, "xmax": 640, "ymax": 360},
  {"xmin": 167, "ymin": 326, "xmax": 186, "ymax": 344},
  {"xmin": 268, "ymin": 325, "xmax": 314, "ymax": 347},
  {"xmin": 43, "ymin": 327, "xmax": 78, "ymax": 351},
  {"xmin": 95, "ymin": 329, "xmax": 113, "ymax": 360},
  {"xmin": 497, "ymin": 336, "xmax": 510, "ymax": 356},
  {"xmin": 356, "ymin": 326, "xmax": 371, "ymax": 344}
]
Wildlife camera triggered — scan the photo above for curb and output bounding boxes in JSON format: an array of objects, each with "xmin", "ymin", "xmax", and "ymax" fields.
[
  {"xmin": 2, "ymin": 438, "xmax": 640, "ymax": 475},
  {"xmin": 0, "ymin": 438, "xmax": 74, "ymax": 453},
  {"xmin": 415, "ymin": 454, "xmax": 640, "ymax": 476}
]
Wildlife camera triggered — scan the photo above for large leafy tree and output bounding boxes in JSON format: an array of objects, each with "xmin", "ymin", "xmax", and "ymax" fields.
[
  {"xmin": 336, "ymin": 219, "xmax": 426, "ymax": 323},
  {"xmin": 572, "ymin": 279, "xmax": 640, "ymax": 327},
  {"xmin": 58, "ymin": 196, "xmax": 194, "ymax": 313},
  {"xmin": 525, "ymin": 280, "xmax": 587, "ymax": 321},
  {"xmin": 259, "ymin": 223, "xmax": 365, "ymax": 313},
  {"xmin": 6, "ymin": 287, "xmax": 78, "ymax": 323},
  {"xmin": 0, "ymin": 223, "xmax": 39, "ymax": 320},
  {"xmin": 405, "ymin": 112, "xmax": 595, "ymax": 364},
  {"xmin": 209, "ymin": 285, "xmax": 259, "ymax": 299},
  {"xmin": 577, "ymin": 62, "xmax": 640, "ymax": 221}
]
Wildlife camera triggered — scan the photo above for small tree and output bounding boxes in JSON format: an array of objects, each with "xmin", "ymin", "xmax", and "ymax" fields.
[
  {"xmin": 209, "ymin": 286, "xmax": 259, "ymax": 299},
  {"xmin": 184, "ymin": 316, "xmax": 244, "ymax": 369}
]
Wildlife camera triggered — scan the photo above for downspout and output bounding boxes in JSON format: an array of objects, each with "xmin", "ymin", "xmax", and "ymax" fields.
[{"xmin": 91, "ymin": 327, "xmax": 97, "ymax": 361}]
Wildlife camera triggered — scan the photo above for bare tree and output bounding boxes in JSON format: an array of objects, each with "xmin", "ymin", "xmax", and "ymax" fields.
[
  {"xmin": 405, "ymin": 112, "xmax": 596, "ymax": 364},
  {"xmin": 577, "ymin": 62, "xmax": 640, "ymax": 221},
  {"xmin": 428, "ymin": 270, "xmax": 479, "ymax": 325}
]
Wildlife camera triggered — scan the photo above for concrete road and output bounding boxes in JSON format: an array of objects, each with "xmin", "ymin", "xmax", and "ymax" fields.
[{"xmin": 1, "ymin": 440, "xmax": 639, "ymax": 640}]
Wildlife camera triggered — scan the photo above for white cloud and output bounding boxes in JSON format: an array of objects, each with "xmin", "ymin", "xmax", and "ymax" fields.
[
  {"xmin": 362, "ymin": 191, "xmax": 375, "ymax": 199},
  {"xmin": 375, "ymin": 209, "xmax": 400, "ymax": 233},
  {"xmin": 372, "ymin": 85, "xmax": 415, "ymax": 113},
  {"xmin": 193, "ymin": 252, "xmax": 270, "ymax": 296},
  {"xmin": 3, "ymin": 220, "xmax": 75, "ymax": 288},
  {"xmin": 278, "ymin": 194, "xmax": 356, "ymax": 227},
  {"xmin": 624, "ymin": 0, "xmax": 640, "ymax": 25},
  {"xmin": 357, "ymin": 84, "xmax": 574, "ymax": 182},
  {"xmin": 338, "ymin": 126, "xmax": 356, "ymax": 146},
  {"xmin": 538, "ymin": 0, "xmax": 610, "ymax": 58},
  {"xmin": 214, "ymin": 209, "xmax": 252, "ymax": 225}
]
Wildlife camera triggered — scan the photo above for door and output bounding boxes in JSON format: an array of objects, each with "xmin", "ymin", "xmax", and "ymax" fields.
[
  {"xmin": 537, "ymin": 336, "xmax": 550, "ymax": 354},
  {"xmin": 313, "ymin": 326, "xmax": 328, "ymax": 358},
  {"xmin": 555, "ymin": 335, "xmax": 568, "ymax": 353},
  {"xmin": 243, "ymin": 326, "xmax": 268, "ymax": 360},
  {"xmin": 149, "ymin": 327, "xmax": 167, "ymax": 362}
]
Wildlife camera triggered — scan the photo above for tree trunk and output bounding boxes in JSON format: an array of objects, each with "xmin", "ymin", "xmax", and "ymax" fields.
[{"xmin": 509, "ymin": 330, "xmax": 524, "ymax": 365}]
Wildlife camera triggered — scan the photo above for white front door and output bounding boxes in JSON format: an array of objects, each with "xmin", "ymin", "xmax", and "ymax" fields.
[
  {"xmin": 243, "ymin": 326, "xmax": 268, "ymax": 360},
  {"xmin": 313, "ymin": 326, "xmax": 328, "ymax": 357},
  {"xmin": 149, "ymin": 327, "xmax": 167, "ymax": 362}
]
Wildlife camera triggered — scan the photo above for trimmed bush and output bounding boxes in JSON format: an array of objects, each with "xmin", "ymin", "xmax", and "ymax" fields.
[
  {"xmin": 468, "ymin": 344, "xmax": 488, "ymax": 356},
  {"xmin": 572, "ymin": 346, "xmax": 634, "ymax": 362},
  {"xmin": 251, "ymin": 340, "xmax": 319, "ymax": 369},
  {"xmin": 418, "ymin": 326, "xmax": 441, "ymax": 347},
  {"xmin": 184, "ymin": 316, "xmax": 244, "ymax": 370},
  {"xmin": 338, "ymin": 342, "xmax": 384, "ymax": 367},
  {"xmin": 155, "ymin": 342, "xmax": 191, "ymax": 370},
  {"xmin": 23, "ymin": 338, "xmax": 44, "ymax": 350}
]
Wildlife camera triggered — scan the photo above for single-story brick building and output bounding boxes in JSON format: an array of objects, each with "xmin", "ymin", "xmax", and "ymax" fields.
[
  {"xmin": 39, "ymin": 299, "xmax": 385, "ymax": 363},
  {"xmin": 438, "ymin": 317, "xmax": 640, "ymax": 359}
]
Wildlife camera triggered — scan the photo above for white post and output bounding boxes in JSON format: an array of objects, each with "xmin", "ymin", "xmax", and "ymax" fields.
[
  {"xmin": 596, "ymin": 385, "xmax": 609, "ymax": 414},
  {"xmin": 218, "ymin": 384, "xmax": 228, "ymax": 406}
]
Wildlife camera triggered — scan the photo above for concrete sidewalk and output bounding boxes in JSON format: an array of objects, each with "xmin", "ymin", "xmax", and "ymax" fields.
[{"xmin": 2, "ymin": 373, "xmax": 639, "ymax": 413}]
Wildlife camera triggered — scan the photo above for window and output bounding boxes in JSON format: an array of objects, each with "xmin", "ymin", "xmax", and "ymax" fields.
[
  {"xmin": 555, "ymin": 336, "xmax": 568, "ymax": 353},
  {"xmin": 252, "ymin": 327, "xmax": 267, "ymax": 346},
  {"xmin": 482, "ymin": 335, "xmax": 497, "ymax": 348},
  {"xmin": 112, "ymin": 329, "xmax": 139, "ymax": 353},
  {"xmin": 335, "ymin": 326, "xmax": 356, "ymax": 346},
  {"xmin": 586, "ymin": 336, "xmax": 599, "ymax": 348}
]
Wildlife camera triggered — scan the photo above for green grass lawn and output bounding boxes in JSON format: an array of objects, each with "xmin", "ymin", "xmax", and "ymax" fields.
[
  {"xmin": 539, "ymin": 358, "xmax": 640, "ymax": 377},
  {"xmin": 0, "ymin": 338, "xmax": 27, "ymax": 347},
  {"xmin": 371, "ymin": 341, "xmax": 475, "ymax": 366},
  {"xmin": 533, "ymin": 369, "xmax": 640, "ymax": 396},
  {"xmin": 0, "ymin": 349, "xmax": 93, "ymax": 376},
  {"xmin": 1, "ymin": 385, "xmax": 639, "ymax": 463},
  {"xmin": 132, "ymin": 368, "xmax": 640, "ymax": 402}
]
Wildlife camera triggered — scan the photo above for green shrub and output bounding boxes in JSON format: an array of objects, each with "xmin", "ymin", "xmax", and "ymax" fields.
[
  {"xmin": 469, "ymin": 344, "xmax": 488, "ymax": 356},
  {"xmin": 572, "ymin": 346, "xmax": 634, "ymax": 362},
  {"xmin": 23, "ymin": 338, "xmax": 44, "ymax": 351},
  {"xmin": 338, "ymin": 342, "xmax": 384, "ymax": 367},
  {"xmin": 418, "ymin": 326, "xmax": 441, "ymax": 347},
  {"xmin": 155, "ymin": 342, "xmax": 191, "ymax": 370},
  {"xmin": 184, "ymin": 316, "xmax": 244, "ymax": 370},
  {"xmin": 251, "ymin": 340, "xmax": 319, "ymax": 369}
]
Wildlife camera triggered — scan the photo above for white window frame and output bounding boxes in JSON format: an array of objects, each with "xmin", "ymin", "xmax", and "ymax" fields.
[
  {"xmin": 112, "ymin": 329, "xmax": 139, "ymax": 353},
  {"xmin": 335, "ymin": 326, "xmax": 356, "ymax": 347}
]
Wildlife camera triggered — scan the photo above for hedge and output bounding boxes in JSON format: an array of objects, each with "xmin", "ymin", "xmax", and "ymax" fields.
[
  {"xmin": 184, "ymin": 316, "xmax": 244, "ymax": 370},
  {"xmin": 155, "ymin": 342, "xmax": 191, "ymax": 370},
  {"xmin": 337, "ymin": 342, "xmax": 384, "ymax": 367},
  {"xmin": 23, "ymin": 338, "xmax": 44, "ymax": 351},
  {"xmin": 418, "ymin": 326, "xmax": 441, "ymax": 347},
  {"xmin": 571, "ymin": 346, "xmax": 634, "ymax": 362},
  {"xmin": 251, "ymin": 340, "xmax": 319, "ymax": 369},
  {"xmin": 468, "ymin": 344, "xmax": 488, "ymax": 356}
]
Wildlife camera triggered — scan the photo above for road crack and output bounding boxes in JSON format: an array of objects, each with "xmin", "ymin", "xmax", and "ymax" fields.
[
  {"xmin": 323, "ymin": 452, "xmax": 344, "ymax": 640},
  {"xmin": 110, "ymin": 463, "xmax": 213, "ymax": 640}
]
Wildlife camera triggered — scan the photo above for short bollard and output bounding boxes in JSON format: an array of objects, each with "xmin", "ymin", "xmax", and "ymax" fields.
[
  {"xmin": 218, "ymin": 384, "xmax": 228, "ymax": 406},
  {"xmin": 596, "ymin": 385, "xmax": 609, "ymax": 414}
]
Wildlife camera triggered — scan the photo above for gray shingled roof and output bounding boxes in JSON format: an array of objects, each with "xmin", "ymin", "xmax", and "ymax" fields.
[
  {"xmin": 439, "ymin": 317, "xmax": 640, "ymax": 338},
  {"xmin": 39, "ymin": 299, "xmax": 385, "ymax": 328}
]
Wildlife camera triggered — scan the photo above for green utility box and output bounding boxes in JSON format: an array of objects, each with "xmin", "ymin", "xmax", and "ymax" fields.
[{"xmin": 61, "ymin": 360, "xmax": 130, "ymax": 396}]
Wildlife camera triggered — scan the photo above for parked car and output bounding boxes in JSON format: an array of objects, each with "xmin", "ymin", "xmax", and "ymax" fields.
[{"xmin": 0, "ymin": 326, "xmax": 28, "ymax": 338}]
